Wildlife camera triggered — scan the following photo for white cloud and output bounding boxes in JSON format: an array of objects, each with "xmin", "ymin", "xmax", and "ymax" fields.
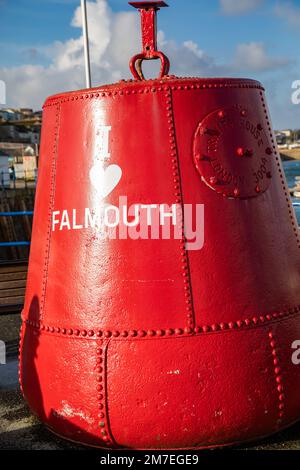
[
  {"xmin": 0, "ymin": 0, "xmax": 228, "ymax": 109},
  {"xmin": 220, "ymin": 0, "xmax": 264, "ymax": 15},
  {"xmin": 0, "ymin": 0, "xmax": 292, "ymax": 111},
  {"xmin": 274, "ymin": 1, "xmax": 300, "ymax": 27},
  {"xmin": 0, "ymin": 0, "xmax": 139, "ymax": 108},
  {"xmin": 233, "ymin": 42, "xmax": 288, "ymax": 72}
]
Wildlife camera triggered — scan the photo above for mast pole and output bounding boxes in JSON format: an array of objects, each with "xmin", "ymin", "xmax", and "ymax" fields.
[{"xmin": 81, "ymin": 0, "xmax": 91, "ymax": 88}]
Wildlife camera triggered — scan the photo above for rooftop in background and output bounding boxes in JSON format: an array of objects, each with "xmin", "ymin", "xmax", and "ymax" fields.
[
  {"xmin": 0, "ymin": 143, "xmax": 38, "ymax": 157},
  {"xmin": 0, "ymin": 108, "xmax": 42, "ymax": 127},
  {"xmin": 0, "ymin": 109, "xmax": 41, "ymax": 146}
]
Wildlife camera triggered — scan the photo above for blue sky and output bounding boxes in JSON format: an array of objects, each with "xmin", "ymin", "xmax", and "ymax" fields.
[{"xmin": 0, "ymin": 0, "xmax": 299, "ymax": 129}]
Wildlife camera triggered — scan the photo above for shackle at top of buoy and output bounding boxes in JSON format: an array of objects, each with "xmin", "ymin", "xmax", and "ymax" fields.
[{"xmin": 129, "ymin": 1, "xmax": 170, "ymax": 80}]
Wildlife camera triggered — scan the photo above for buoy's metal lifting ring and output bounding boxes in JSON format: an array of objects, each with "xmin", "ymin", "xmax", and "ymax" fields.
[
  {"xmin": 129, "ymin": 2, "xmax": 170, "ymax": 80},
  {"xmin": 130, "ymin": 51, "xmax": 170, "ymax": 81}
]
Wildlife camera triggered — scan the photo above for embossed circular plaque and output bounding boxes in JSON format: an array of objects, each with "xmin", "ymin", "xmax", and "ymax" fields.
[{"xmin": 193, "ymin": 106, "xmax": 273, "ymax": 199}]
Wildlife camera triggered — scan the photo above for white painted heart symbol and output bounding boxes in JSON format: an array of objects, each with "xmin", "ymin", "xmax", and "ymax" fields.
[{"xmin": 89, "ymin": 163, "xmax": 122, "ymax": 199}]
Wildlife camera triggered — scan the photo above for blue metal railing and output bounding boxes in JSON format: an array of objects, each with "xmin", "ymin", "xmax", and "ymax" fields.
[
  {"xmin": 1, "ymin": 241, "xmax": 30, "ymax": 247},
  {"xmin": 0, "ymin": 211, "xmax": 33, "ymax": 247},
  {"xmin": 0, "ymin": 211, "xmax": 33, "ymax": 217}
]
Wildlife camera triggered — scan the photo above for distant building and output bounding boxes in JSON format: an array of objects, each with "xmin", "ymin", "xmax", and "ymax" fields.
[
  {"xmin": 0, "ymin": 108, "xmax": 42, "ymax": 180},
  {"xmin": 0, "ymin": 142, "xmax": 38, "ymax": 180},
  {"xmin": 275, "ymin": 132, "xmax": 287, "ymax": 145},
  {"xmin": 280, "ymin": 130, "xmax": 293, "ymax": 144},
  {"xmin": 0, "ymin": 107, "xmax": 42, "ymax": 125},
  {"xmin": 0, "ymin": 124, "xmax": 32, "ymax": 143},
  {"xmin": 0, "ymin": 107, "xmax": 42, "ymax": 145},
  {"xmin": 20, "ymin": 108, "xmax": 33, "ymax": 116},
  {"xmin": 0, "ymin": 149, "xmax": 9, "ymax": 158},
  {"xmin": 294, "ymin": 129, "xmax": 300, "ymax": 142},
  {"xmin": 275, "ymin": 129, "xmax": 300, "ymax": 146},
  {"xmin": 0, "ymin": 108, "xmax": 22, "ymax": 122},
  {"xmin": 0, "ymin": 149, "xmax": 10, "ymax": 187}
]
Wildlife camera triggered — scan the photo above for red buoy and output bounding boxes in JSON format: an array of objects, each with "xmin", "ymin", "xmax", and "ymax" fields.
[{"xmin": 20, "ymin": 1, "xmax": 300, "ymax": 449}]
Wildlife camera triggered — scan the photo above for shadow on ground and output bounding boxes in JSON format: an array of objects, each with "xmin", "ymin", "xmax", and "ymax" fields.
[
  {"xmin": 0, "ymin": 383, "xmax": 300, "ymax": 450},
  {"xmin": 0, "ymin": 388, "xmax": 85, "ymax": 450}
]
